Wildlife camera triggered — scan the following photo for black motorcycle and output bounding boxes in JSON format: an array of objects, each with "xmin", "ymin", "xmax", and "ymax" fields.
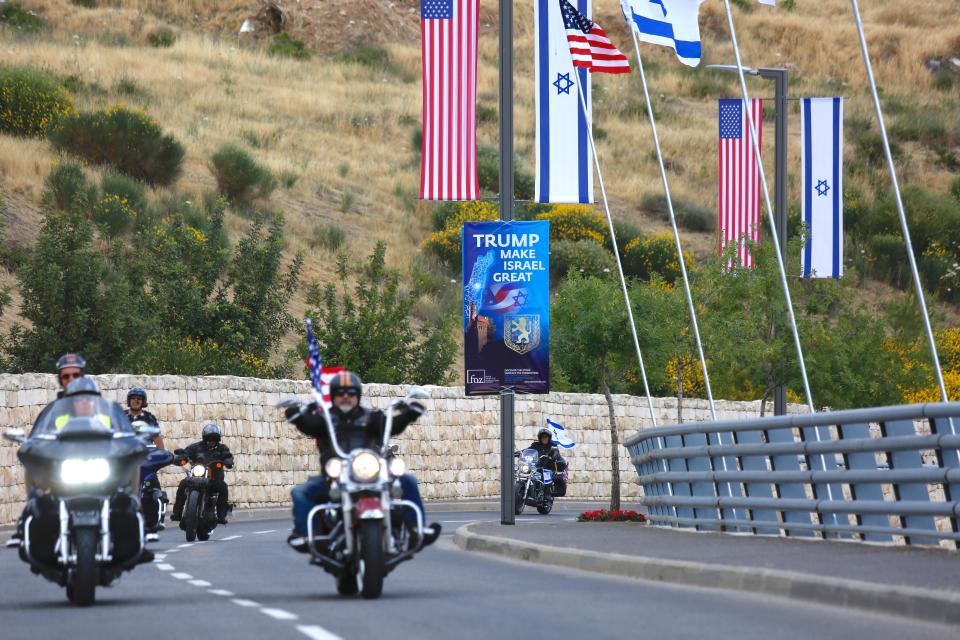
[
  {"xmin": 138, "ymin": 442, "xmax": 174, "ymax": 538},
  {"xmin": 174, "ymin": 450, "xmax": 231, "ymax": 542},
  {"xmin": 514, "ymin": 448, "xmax": 556, "ymax": 515},
  {"xmin": 4, "ymin": 396, "xmax": 156, "ymax": 606}
]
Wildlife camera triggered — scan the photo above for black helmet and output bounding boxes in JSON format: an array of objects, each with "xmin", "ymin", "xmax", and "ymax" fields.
[
  {"xmin": 201, "ymin": 422, "xmax": 221, "ymax": 444},
  {"xmin": 328, "ymin": 370, "xmax": 362, "ymax": 403},
  {"xmin": 56, "ymin": 352, "xmax": 87, "ymax": 373},
  {"xmin": 537, "ymin": 427, "xmax": 553, "ymax": 442},
  {"xmin": 127, "ymin": 386, "xmax": 148, "ymax": 407},
  {"xmin": 65, "ymin": 377, "xmax": 100, "ymax": 397}
]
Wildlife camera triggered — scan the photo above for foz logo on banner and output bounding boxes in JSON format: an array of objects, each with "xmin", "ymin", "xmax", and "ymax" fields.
[{"xmin": 505, "ymin": 314, "xmax": 541, "ymax": 354}]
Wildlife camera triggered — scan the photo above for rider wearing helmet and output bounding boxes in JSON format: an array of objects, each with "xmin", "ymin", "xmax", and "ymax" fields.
[
  {"xmin": 54, "ymin": 378, "xmax": 112, "ymax": 430},
  {"xmin": 125, "ymin": 387, "xmax": 163, "ymax": 448},
  {"xmin": 170, "ymin": 423, "xmax": 234, "ymax": 524},
  {"xmin": 529, "ymin": 427, "xmax": 568, "ymax": 472},
  {"xmin": 284, "ymin": 370, "xmax": 441, "ymax": 552}
]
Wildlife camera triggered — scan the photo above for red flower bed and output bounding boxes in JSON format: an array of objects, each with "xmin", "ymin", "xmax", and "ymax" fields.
[{"xmin": 577, "ymin": 509, "xmax": 647, "ymax": 523}]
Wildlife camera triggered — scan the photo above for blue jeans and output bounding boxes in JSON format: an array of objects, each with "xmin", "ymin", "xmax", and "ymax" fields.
[{"xmin": 291, "ymin": 473, "xmax": 425, "ymax": 535}]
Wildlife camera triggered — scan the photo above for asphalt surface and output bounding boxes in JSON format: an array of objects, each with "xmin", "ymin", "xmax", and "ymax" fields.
[
  {"xmin": 468, "ymin": 519, "xmax": 960, "ymax": 592},
  {"xmin": 1, "ymin": 512, "xmax": 957, "ymax": 639}
]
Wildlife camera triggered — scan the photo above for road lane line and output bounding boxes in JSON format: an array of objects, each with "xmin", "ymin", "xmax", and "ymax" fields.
[
  {"xmin": 221, "ymin": 535, "xmax": 242, "ymax": 541},
  {"xmin": 231, "ymin": 598, "xmax": 261, "ymax": 607},
  {"xmin": 155, "ymin": 563, "xmax": 175, "ymax": 571},
  {"xmin": 208, "ymin": 589, "xmax": 235, "ymax": 596},
  {"xmin": 153, "ymin": 554, "xmax": 167, "ymax": 561},
  {"xmin": 252, "ymin": 530, "xmax": 277, "ymax": 535},
  {"xmin": 189, "ymin": 579, "xmax": 212, "ymax": 587},
  {"xmin": 171, "ymin": 572, "xmax": 193, "ymax": 580},
  {"xmin": 165, "ymin": 549, "xmax": 180, "ymax": 553},
  {"xmin": 297, "ymin": 625, "xmax": 344, "ymax": 640},
  {"xmin": 260, "ymin": 608, "xmax": 298, "ymax": 621},
  {"xmin": 177, "ymin": 543, "xmax": 194, "ymax": 548}
]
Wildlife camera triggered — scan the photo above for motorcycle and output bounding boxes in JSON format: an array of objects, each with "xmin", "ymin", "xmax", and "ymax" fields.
[
  {"xmin": 278, "ymin": 387, "xmax": 432, "ymax": 600},
  {"xmin": 173, "ymin": 450, "xmax": 231, "ymax": 542},
  {"xmin": 514, "ymin": 448, "xmax": 557, "ymax": 515},
  {"xmin": 136, "ymin": 428, "xmax": 174, "ymax": 538},
  {"xmin": 3, "ymin": 396, "xmax": 157, "ymax": 606}
]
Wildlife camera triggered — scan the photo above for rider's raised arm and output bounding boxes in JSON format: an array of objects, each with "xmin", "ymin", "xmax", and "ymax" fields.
[
  {"xmin": 386, "ymin": 402, "xmax": 426, "ymax": 438},
  {"xmin": 218, "ymin": 444, "xmax": 235, "ymax": 468}
]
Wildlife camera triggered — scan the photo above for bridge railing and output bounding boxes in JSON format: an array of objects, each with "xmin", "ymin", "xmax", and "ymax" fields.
[{"xmin": 623, "ymin": 402, "xmax": 960, "ymax": 546}]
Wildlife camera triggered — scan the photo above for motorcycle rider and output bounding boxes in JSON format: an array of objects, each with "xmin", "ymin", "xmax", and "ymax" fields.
[
  {"xmin": 170, "ymin": 423, "xmax": 233, "ymax": 524},
  {"xmin": 125, "ymin": 387, "xmax": 164, "ymax": 448},
  {"xmin": 529, "ymin": 427, "xmax": 568, "ymax": 472},
  {"xmin": 284, "ymin": 371, "xmax": 441, "ymax": 552},
  {"xmin": 6, "ymin": 353, "xmax": 88, "ymax": 548}
]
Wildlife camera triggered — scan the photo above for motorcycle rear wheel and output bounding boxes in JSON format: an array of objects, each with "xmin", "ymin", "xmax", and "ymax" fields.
[
  {"xmin": 69, "ymin": 527, "xmax": 98, "ymax": 606},
  {"xmin": 183, "ymin": 491, "xmax": 200, "ymax": 542},
  {"xmin": 357, "ymin": 521, "xmax": 385, "ymax": 599}
]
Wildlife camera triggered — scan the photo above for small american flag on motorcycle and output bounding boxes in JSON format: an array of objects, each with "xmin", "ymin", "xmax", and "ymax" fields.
[{"xmin": 305, "ymin": 319, "xmax": 344, "ymax": 409}]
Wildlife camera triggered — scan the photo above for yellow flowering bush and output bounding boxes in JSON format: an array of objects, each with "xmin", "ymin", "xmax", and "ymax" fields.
[
  {"xmin": 665, "ymin": 354, "xmax": 705, "ymax": 396},
  {"xmin": 622, "ymin": 233, "xmax": 692, "ymax": 282},
  {"xmin": 92, "ymin": 193, "xmax": 137, "ymax": 237},
  {"xmin": 535, "ymin": 205, "xmax": 608, "ymax": 245},
  {"xmin": 422, "ymin": 201, "xmax": 498, "ymax": 265},
  {"xmin": 0, "ymin": 66, "xmax": 73, "ymax": 137},
  {"xmin": 900, "ymin": 327, "xmax": 960, "ymax": 403}
]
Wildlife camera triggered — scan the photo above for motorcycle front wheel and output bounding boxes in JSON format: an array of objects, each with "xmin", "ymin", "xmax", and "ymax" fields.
[
  {"xmin": 357, "ymin": 520, "xmax": 385, "ymax": 599},
  {"xmin": 537, "ymin": 490, "xmax": 554, "ymax": 515},
  {"xmin": 68, "ymin": 527, "xmax": 98, "ymax": 606},
  {"xmin": 183, "ymin": 491, "xmax": 200, "ymax": 542},
  {"xmin": 514, "ymin": 482, "xmax": 526, "ymax": 515}
]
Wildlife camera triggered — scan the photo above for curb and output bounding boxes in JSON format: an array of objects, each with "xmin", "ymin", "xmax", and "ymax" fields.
[{"xmin": 453, "ymin": 522, "xmax": 960, "ymax": 627}]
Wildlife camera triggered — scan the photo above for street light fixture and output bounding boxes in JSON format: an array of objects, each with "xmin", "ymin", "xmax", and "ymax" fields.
[{"xmin": 707, "ymin": 64, "xmax": 789, "ymax": 417}]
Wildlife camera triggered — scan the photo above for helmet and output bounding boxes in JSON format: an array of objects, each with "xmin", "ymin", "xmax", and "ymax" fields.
[
  {"xmin": 537, "ymin": 428, "xmax": 553, "ymax": 442},
  {"xmin": 201, "ymin": 422, "xmax": 221, "ymax": 444},
  {"xmin": 65, "ymin": 377, "xmax": 100, "ymax": 397},
  {"xmin": 56, "ymin": 352, "xmax": 87, "ymax": 373},
  {"xmin": 127, "ymin": 386, "xmax": 147, "ymax": 407},
  {"xmin": 328, "ymin": 370, "xmax": 362, "ymax": 403}
]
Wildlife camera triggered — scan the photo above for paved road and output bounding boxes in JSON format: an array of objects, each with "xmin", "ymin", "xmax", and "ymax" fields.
[{"xmin": 1, "ymin": 512, "xmax": 956, "ymax": 639}]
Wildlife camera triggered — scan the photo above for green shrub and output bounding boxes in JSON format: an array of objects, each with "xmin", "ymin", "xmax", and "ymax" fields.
[
  {"xmin": 278, "ymin": 169, "xmax": 298, "ymax": 189},
  {"xmin": 71, "ymin": 0, "xmax": 97, "ymax": 8},
  {"xmin": 476, "ymin": 143, "xmax": 535, "ymax": 199},
  {"xmin": 268, "ymin": 32, "xmax": 311, "ymax": 60},
  {"xmin": 868, "ymin": 234, "xmax": 907, "ymax": 288},
  {"xmin": 0, "ymin": 3, "xmax": 46, "ymax": 33},
  {"xmin": 92, "ymin": 193, "xmax": 137, "ymax": 237},
  {"xmin": 311, "ymin": 223, "xmax": 346, "ymax": 251},
  {"xmin": 50, "ymin": 106, "xmax": 184, "ymax": 186},
  {"xmin": 430, "ymin": 201, "xmax": 459, "ymax": 231},
  {"xmin": 147, "ymin": 28, "xmax": 176, "ymax": 48},
  {"xmin": 45, "ymin": 161, "xmax": 95, "ymax": 211},
  {"xmin": 477, "ymin": 104, "xmax": 497, "ymax": 125},
  {"xmin": 422, "ymin": 201, "xmax": 498, "ymax": 266},
  {"xmin": 950, "ymin": 177, "xmax": 960, "ymax": 203},
  {"xmin": 550, "ymin": 239, "xmax": 614, "ymax": 281},
  {"xmin": 100, "ymin": 171, "xmax": 147, "ymax": 213},
  {"xmin": 641, "ymin": 193, "xmax": 714, "ymax": 232},
  {"xmin": 0, "ymin": 66, "xmax": 72, "ymax": 137},
  {"xmin": 334, "ymin": 46, "xmax": 389, "ymax": 69},
  {"xmin": 113, "ymin": 76, "xmax": 149, "ymax": 100},
  {"xmin": 622, "ymin": 233, "xmax": 689, "ymax": 282},
  {"xmin": 208, "ymin": 143, "xmax": 275, "ymax": 205}
]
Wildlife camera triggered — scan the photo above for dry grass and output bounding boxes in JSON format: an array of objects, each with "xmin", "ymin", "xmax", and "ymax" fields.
[{"xmin": 1, "ymin": 0, "xmax": 958, "ymax": 370}]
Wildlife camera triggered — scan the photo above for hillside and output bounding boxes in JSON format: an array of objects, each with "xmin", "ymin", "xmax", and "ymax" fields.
[{"xmin": 1, "ymin": 0, "xmax": 959, "ymax": 382}]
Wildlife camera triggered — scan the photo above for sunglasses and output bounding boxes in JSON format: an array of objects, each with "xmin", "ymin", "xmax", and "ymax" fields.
[
  {"xmin": 332, "ymin": 389, "xmax": 358, "ymax": 398},
  {"xmin": 59, "ymin": 372, "xmax": 83, "ymax": 382}
]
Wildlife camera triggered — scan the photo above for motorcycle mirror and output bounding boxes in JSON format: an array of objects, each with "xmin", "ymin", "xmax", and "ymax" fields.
[
  {"xmin": 3, "ymin": 428, "xmax": 25, "ymax": 444},
  {"xmin": 404, "ymin": 386, "xmax": 431, "ymax": 402},
  {"xmin": 389, "ymin": 444, "xmax": 400, "ymax": 455},
  {"xmin": 274, "ymin": 396, "xmax": 301, "ymax": 409}
]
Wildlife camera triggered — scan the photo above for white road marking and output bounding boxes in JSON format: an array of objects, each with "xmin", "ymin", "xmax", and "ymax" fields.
[
  {"xmin": 439, "ymin": 519, "xmax": 480, "ymax": 523},
  {"xmin": 177, "ymin": 543, "xmax": 194, "ymax": 548},
  {"xmin": 154, "ymin": 554, "xmax": 167, "ymax": 561},
  {"xmin": 171, "ymin": 572, "xmax": 193, "ymax": 580},
  {"xmin": 208, "ymin": 589, "xmax": 235, "ymax": 597},
  {"xmin": 298, "ymin": 624, "xmax": 344, "ymax": 640},
  {"xmin": 252, "ymin": 530, "xmax": 277, "ymax": 535},
  {"xmin": 165, "ymin": 549, "xmax": 180, "ymax": 553},
  {"xmin": 155, "ymin": 563, "xmax": 175, "ymax": 571},
  {"xmin": 221, "ymin": 535, "xmax": 242, "ymax": 541},
  {"xmin": 231, "ymin": 598, "xmax": 261, "ymax": 608},
  {"xmin": 260, "ymin": 608, "xmax": 298, "ymax": 621},
  {"xmin": 189, "ymin": 579, "xmax": 212, "ymax": 587}
]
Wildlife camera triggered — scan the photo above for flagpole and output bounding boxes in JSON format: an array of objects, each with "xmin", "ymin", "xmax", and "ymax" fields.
[
  {"xmin": 848, "ymin": 0, "xmax": 950, "ymax": 411},
  {"xmin": 720, "ymin": 0, "xmax": 815, "ymax": 415}
]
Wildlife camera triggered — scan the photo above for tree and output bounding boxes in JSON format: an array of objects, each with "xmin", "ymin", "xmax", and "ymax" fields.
[{"xmin": 307, "ymin": 242, "xmax": 456, "ymax": 385}]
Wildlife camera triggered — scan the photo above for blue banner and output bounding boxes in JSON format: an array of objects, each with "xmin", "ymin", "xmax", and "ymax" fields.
[{"xmin": 463, "ymin": 220, "xmax": 550, "ymax": 395}]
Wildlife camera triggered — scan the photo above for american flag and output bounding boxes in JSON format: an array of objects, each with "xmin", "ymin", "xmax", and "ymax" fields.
[
  {"xmin": 305, "ymin": 319, "xmax": 344, "ymax": 409},
  {"xmin": 718, "ymin": 98, "xmax": 763, "ymax": 269},
  {"xmin": 483, "ymin": 282, "xmax": 528, "ymax": 314},
  {"xmin": 559, "ymin": 0, "xmax": 630, "ymax": 74},
  {"xmin": 420, "ymin": 0, "xmax": 480, "ymax": 201}
]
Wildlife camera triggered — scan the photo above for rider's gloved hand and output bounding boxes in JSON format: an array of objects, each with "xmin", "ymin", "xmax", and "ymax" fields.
[{"xmin": 408, "ymin": 401, "xmax": 426, "ymax": 415}]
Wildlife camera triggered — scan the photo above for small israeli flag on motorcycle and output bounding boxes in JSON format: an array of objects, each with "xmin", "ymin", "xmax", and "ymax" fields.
[{"xmin": 547, "ymin": 418, "xmax": 576, "ymax": 448}]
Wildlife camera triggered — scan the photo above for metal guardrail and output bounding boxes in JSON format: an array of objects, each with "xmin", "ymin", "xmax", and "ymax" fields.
[{"xmin": 623, "ymin": 402, "xmax": 960, "ymax": 546}]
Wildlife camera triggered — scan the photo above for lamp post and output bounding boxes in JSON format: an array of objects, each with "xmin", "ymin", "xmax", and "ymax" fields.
[
  {"xmin": 499, "ymin": 0, "xmax": 515, "ymax": 525},
  {"xmin": 706, "ymin": 65, "xmax": 789, "ymax": 416}
]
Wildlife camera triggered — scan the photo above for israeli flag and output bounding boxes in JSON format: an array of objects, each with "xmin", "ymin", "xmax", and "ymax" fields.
[
  {"xmin": 621, "ymin": 0, "xmax": 706, "ymax": 68},
  {"xmin": 547, "ymin": 418, "xmax": 576, "ymax": 448},
  {"xmin": 801, "ymin": 97, "xmax": 843, "ymax": 279},
  {"xmin": 535, "ymin": 0, "xmax": 593, "ymax": 204}
]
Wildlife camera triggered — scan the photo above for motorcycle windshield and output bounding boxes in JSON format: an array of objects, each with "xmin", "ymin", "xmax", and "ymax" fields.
[
  {"xmin": 520, "ymin": 449, "xmax": 539, "ymax": 465},
  {"xmin": 31, "ymin": 396, "xmax": 133, "ymax": 438}
]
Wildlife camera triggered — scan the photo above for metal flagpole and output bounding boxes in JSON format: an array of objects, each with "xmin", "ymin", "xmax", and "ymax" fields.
[
  {"xmin": 498, "ymin": 0, "xmax": 516, "ymax": 525},
  {"xmin": 848, "ymin": 0, "xmax": 950, "ymax": 408},
  {"xmin": 569, "ymin": 71, "xmax": 658, "ymax": 428},
  {"xmin": 627, "ymin": 29, "xmax": 717, "ymax": 423},
  {"xmin": 720, "ymin": 0, "xmax": 815, "ymax": 415}
]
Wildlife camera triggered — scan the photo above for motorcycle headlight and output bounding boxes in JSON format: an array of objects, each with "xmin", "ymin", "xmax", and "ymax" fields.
[
  {"xmin": 388, "ymin": 457, "xmax": 406, "ymax": 477},
  {"xmin": 350, "ymin": 451, "xmax": 381, "ymax": 482},
  {"xmin": 191, "ymin": 464, "xmax": 207, "ymax": 478},
  {"xmin": 324, "ymin": 458, "xmax": 343, "ymax": 478},
  {"xmin": 60, "ymin": 458, "xmax": 110, "ymax": 485},
  {"xmin": 520, "ymin": 463, "xmax": 531, "ymax": 474}
]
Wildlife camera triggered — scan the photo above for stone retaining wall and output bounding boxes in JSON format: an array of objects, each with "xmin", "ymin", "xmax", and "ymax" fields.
[{"xmin": 0, "ymin": 374, "xmax": 794, "ymax": 526}]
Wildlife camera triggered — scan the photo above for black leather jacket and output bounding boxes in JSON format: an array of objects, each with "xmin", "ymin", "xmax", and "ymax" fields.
[
  {"xmin": 180, "ymin": 441, "xmax": 234, "ymax": 480},
  {"xmin": 528, "ymin": 441, "xmax": 567, "ymax": 471},
  {"xmin": 290, "ymin": 403, "xmax": 423, "ymax": 466},
  {"xmin": 125, "ymin": 409, "xmax": 159, "ymax": 427}
]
